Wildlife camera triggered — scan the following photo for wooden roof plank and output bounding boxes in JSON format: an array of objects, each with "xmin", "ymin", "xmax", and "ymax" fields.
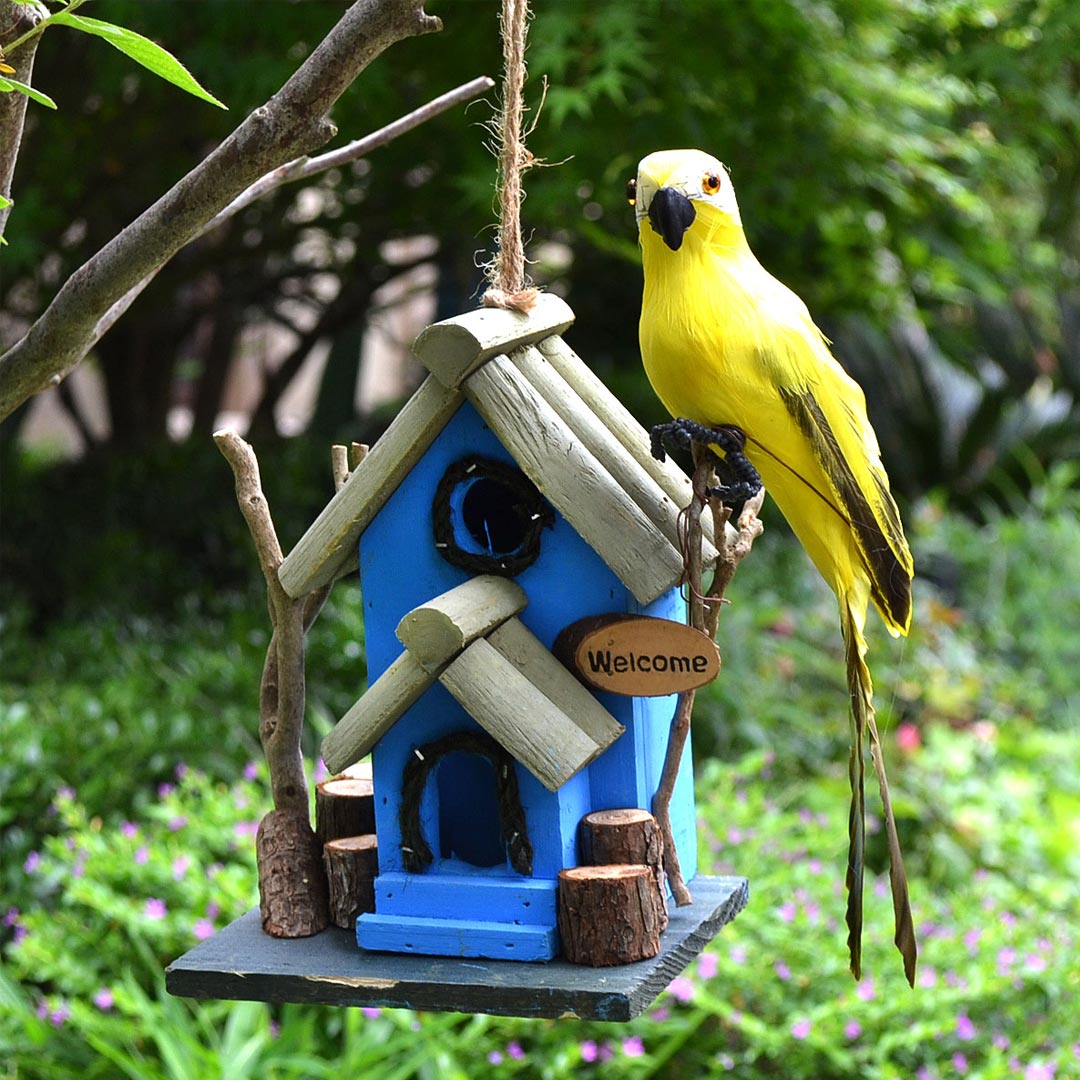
[
  {"xmin": 439, "ymin": 637, "xmax": 605, "ymax": 793},
  {"xmin": 464, "ymin": 355, "xmax": 684, "ymax": 605},
  {"xmin": 278, "ymin": 376, "xmax": 463, "ymax": 598},
  {"xmin": 396, "ymin": 576, "xmax": 528, "ymax": 674},
  {"xmin": 486, "ymin": 617, "xmax": 624, "ymax": 753},
  {"xmin": 321, "ymin": 650, "xmax": 436, "ymax": 775},
  {"xmin": 512, "ymin": 344, "xmax": 718, "ymax": 564},
  {"xmin": 412, "ymin": 294, "xmax": 575, "ymax": 389}
]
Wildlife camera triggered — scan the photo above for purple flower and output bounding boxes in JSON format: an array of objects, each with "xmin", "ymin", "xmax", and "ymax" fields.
[
  {"xmin": 918, "ymin": 966, "xmax": 938, "ymax": 989},
  {"xmin": 193, "ymin": 919, "xmax": 215, "ymax": 941},
  {"xmin": 506, "ymin": 1042, "xmax": 524, "ymax": 1061},
  {"xmin": 667, "ymin": 976, "xmax": 694, "ymax": 1003},
  {"xmin": 1025, "ymin": 1063, "xmax": 1056, "ymax": 1080},
  {"xmin": 168, "ymin": 815, "xmax": 188, "ymax": 832},
  {"xmin": 487, "ymin": 1050, "xmax": 503, "ymax": 1065},
  {"xmin": 856, "ymin": 977, "xmax": 875, "ymax": 1001},
  {"xmin": 580, "ymin": 1041, "xmax": 599, "ymax": 1063},
  {"xmin": 157, "ymin": 782, "xmax": 175, "ymax": 799},
  {"xmin": 791, "ymin": 1018, "xmax": 811, "ymax": 1040},
  {"xmin": 121, "ymin": 822, "xmax": 138, "ymax": 839},
  {"xmin": 172, "ymin": 856, "xmax": 191, "ymax": 880},
  {"xmin": 93, "ymin": 988, "xmax": 114, "ymax": 1011},
  {"xmin": 243, "ymin": 761, "xmax": 259, "ymax": 782},
  {"xmin": 916, "ymin": 1068, "xmax": 935, "ymax": 1080},
  {"xmin": 1025, "ymin": 953, "xmax": 1048, "ymax": 973},
  {"xmin": 622, "ymin": 1036, "xmax": 645, "ymax": 1058},
  {"xmin": 777, "ymin": 901, "xmax": 797, "ymax": 923},
  {"xmin": 3, "ymin": 907, "xmax": 19, "ymax": 927},
  {"xmin": 49, "ymin": 1002, "xmax": 71, "ymax": 1027},
  {"xmin": 134, "ymin": 846, "xmax": 149, "ymax": 865},
  {"xmin": 144, "ymin": 898, "xmax": 167, "ymax": 920},
  {"xmin": 955, "ymin": 1014, "xmax": 976, "ymax": 1041},
  {"xmin": 963, "ymin": 928, "xmax": 981, "ymax": 953},
  {"xmin": 23, "ymin": 851, "xmax": 40, "ymax": 874},
  {"xmin": 952, "ymin": 1053, "xmax": 968, "ymax": 1074},
  {"xmin": 844, "ymin": 1020, "xmax": 862, "ymax": 1040},
  {"xmin": 57, "ymin": 786, "xmax": 76, "ymax": 803},
  {"xmin": 650, "ymin": 1006, "xmax": 670, "ymax": 1023},
  {"xmin": 697, "ymin": 952, "xmax": 718, "ymax": 979},
  {"xmin": 361, "ymin": 1007, "xmax": 381, "ymax": 1019},
  {"xmin": 774, "ymin": 960, "xmax": 792, "ymax": 981},
  {"xmin": 993, "ymin": 1033, "xmax": 1010, "ymax": 1051},
  {"xmin": 175, "ymin": 762, "xmax": 189, "ymax": 780}
]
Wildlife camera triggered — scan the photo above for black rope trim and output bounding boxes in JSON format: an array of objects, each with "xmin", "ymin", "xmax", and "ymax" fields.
[
  {"xmin": 431, "ymin": 455, "xmax": 554, "ymax": 577},
  {"xmin": 399, "ymin": 729, "xmax": 534, "ymax": 876},
  {"xmin": 650, "ymin": 418, "xmax": 763, "ymax": 506}
]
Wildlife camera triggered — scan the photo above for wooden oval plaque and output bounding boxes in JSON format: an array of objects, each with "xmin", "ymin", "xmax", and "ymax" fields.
[{"xmin": 554, "ymin": 614, "xmax": 720, "ymax": 697}]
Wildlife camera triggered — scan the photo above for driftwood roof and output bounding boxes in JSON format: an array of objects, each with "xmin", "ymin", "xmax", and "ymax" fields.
[{"xmin": 277, "ymin": 294, "xmax": 715, "ymax": 607}]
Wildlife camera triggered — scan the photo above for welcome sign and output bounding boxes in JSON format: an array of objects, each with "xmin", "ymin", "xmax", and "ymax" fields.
[{"xmin": 554, "ymin": 614, "xmax": 721, "ymax": 697}]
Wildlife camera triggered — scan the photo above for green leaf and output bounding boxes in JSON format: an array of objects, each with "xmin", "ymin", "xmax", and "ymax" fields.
[
  {"xmin": 49, "ymin": 12, "xmax": 227, "ymax": 109},
  {"xmin": 0, "ymin": 75, "xmax": 58, "ymax": 108}
]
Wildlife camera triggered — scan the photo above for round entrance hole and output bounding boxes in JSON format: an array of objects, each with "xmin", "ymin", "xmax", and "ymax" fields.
[{"xmin": 432, "ymin": 455, "xmax": 554, "ymax": 576}]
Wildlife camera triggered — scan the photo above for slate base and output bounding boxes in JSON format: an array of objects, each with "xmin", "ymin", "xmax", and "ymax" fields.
[{"xmin": 165, "ymin": 874, "xmax": 747, "ymax": 1021}]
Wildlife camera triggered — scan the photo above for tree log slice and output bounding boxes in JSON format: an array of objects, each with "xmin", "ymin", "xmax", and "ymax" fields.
[
  {"xmin": 557, "ymin": 864, "xmax": 665, "ymax": 966},
  {"xmin": 315, "ymin": 777, "xmax": 375, "ymax": 846},
  {"xmin": 256, "ymin": 809, "xmax": 329, "ymax": 938},
  {"xmin": 579, "ymin": 808, "xmax": 668, "ymax": 931},
  {"xmin": 323, "ymin": 834, "xmax": 379, "ymax": 929}
]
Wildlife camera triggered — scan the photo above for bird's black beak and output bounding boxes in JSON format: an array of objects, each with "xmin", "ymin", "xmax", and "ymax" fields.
[{"xmin": 647, "ymin": 187, "xmax": 696, "ymax": 251}]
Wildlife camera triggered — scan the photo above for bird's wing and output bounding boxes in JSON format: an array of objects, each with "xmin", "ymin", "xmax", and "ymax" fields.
[{"xmin": 748, "ymin": 311, "xmax": 913, "ymax": 635}]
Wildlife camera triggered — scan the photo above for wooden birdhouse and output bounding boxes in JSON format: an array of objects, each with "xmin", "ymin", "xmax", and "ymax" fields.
[{"xmin": 167, "ymin": 294, "xmax": 748, "ymax": 1018}]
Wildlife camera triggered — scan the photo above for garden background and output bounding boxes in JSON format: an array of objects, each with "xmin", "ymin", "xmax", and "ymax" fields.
[{"xmin": 2, "ymin": 1, "xmax": 1079, "ymax": 1077}]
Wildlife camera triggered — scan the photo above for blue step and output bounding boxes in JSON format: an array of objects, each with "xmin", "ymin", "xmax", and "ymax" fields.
[
  {"xmin": 372, "ymin": 870, "xmax": 558, "ymax": 925},
  {"xmin": 357, "ymin": 912, "xmax": 560, "ymax": 961}
]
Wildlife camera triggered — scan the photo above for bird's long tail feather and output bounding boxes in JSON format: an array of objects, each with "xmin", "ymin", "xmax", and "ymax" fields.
[{"xmin": 841, "ymin": 592, "xmax": 918, "ymax": 987}]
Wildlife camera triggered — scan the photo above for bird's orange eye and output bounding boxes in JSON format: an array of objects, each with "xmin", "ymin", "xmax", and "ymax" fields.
[
  {"xmin": 703, "ymin": 172, "xmax": 722, "ymax": 196},
  {"xmin": 626, "ymin": 178, "xmax": 637, "ymax": 206}
]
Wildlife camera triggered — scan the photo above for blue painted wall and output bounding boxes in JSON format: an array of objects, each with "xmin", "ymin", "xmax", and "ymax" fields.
[{"xmin": 356, "ymin": 400, "xmax": 697, "ymax": 956}]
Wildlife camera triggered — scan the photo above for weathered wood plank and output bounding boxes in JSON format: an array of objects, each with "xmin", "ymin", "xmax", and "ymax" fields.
[
  {"xmin": 465, "ymin": 355, "xmax": 684, "ymax": 605},
  {"xmin": 165, "ymin": 875, "xmax": 750, "ymax": 1021},
  {"xmin": 486, "ymin": 617, "xmax": 623, "ymax": 753},
  {"xmin": 412, "ymin": 293, "xmax": 575, "ymax": 388},
  {"xmin": 396, "ymin": 575, "xmax": 527, "ymax": 674},
  {"xmin": 438, "ymin": 637, "xmax": 604, "ymax": 792},
  {"xmin": 278, "ymin": 376, "xmax": 463, "ymax": 598},
  {"xmin": 512, "ymin": 344, "xmax": 718, "ymax": 563},
  {"xmin": 538, "ymin": 335, "xmax": 720, "ymax": 551},
  {"xmin": 321, "ymin": 650, "xmax": 436, "ymax": 775}
]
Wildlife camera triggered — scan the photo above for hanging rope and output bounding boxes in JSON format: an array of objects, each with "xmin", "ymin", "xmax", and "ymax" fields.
[{"xmin": 482, "ymin": 0, "xmax": 539, "ymax": 314}]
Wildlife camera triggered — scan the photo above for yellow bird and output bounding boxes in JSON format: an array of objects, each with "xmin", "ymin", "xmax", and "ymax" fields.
[{"xmin": 632, "ymin": 148, "xmax": 917, "ymax": 986}]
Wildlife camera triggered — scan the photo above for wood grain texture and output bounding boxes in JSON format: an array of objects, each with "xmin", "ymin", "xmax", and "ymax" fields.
[
  {"xmin": 557, "ymin": 865, "xmax": 666, "ymax": 966},
  {"xmin": 486, "ymin": 617, "xmax": 624, "ymax": 752},
  {"xmin": 315, "ymin": 778, "xmax": 376, "ymax": 846},
  {"xmin": 166, "ymin": 875, "xmax": 749, "ymax": 1020},
  {"xmin": 465, "ymin": 355, "xmax": 684, "ymax": 605},
  {"xmin": 321, "ymin": 650, "xmax": 436, "ymax": 774},
  {"xmin": 438, "ymin": 637, "xmax": 605, "ymax": 792},
  {"xmin": 323, "ymin": 835, "xmax": 379, "ymax": 929},
  {"xmin": 395, "ymin": 575, "xmax": 527, "ymax": 673},
  {"xmin": 256, "ymin": 809, "xmax": 329, "ymax": 938},
  {"xmin": 412, "ymin": 293, "xmax": 575, "ymax": 388},
  {"xmin": 537, "ymin": 334, "xmax": 719, "ymax": 552},
  {"xmin": 278, "ymin": 375, "xmax": 463, "ymax": 597},
  {"xmin": 513, "ymin": 344, "xmax": 717, "ymax": 563}
]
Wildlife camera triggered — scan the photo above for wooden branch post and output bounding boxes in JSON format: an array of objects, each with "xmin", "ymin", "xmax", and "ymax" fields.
[
  {"xmin": 652, "ymin": 445, "xmax": 765, "ymax": 907},
  {"xmin": 216, "ymin": 433, "xmax": 368, "ymax": 937},
  {"xmin": 324, "ymin": 835, "xmax": 379, "ymax": 929}
]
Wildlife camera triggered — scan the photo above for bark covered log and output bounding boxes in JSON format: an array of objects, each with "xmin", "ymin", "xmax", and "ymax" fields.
[
  {"xmin": 323, "ymin": 834, "xmax": 379, "ymax": 929},
  {"xmin": 256, "ymin": 809, "xmax": 330, "ymax": 937},
  {"xmin": 579, "ymin": 808, "xmax": 668, "ymax": 931},
  {"xmin": 315, "ymin": 777, "xmax": 376, "ymax": 846},
  {"xmin": 557, "ymin": 864, "xmax": 665, "ymax": 966}
]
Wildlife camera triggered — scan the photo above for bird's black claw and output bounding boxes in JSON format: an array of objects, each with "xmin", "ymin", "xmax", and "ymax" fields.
[{"xmin": 649, "ymin": 418, "xmax": 763, "ymax": 506}]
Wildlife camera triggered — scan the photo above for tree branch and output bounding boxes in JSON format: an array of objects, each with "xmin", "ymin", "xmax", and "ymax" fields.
[
  {"xmin": 0, "ymin": 0, "xmax": 442, "ymax": 422},
  {"xmin": 0, "ymin": 0, "xmax": 49, "ymax": 238}
]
